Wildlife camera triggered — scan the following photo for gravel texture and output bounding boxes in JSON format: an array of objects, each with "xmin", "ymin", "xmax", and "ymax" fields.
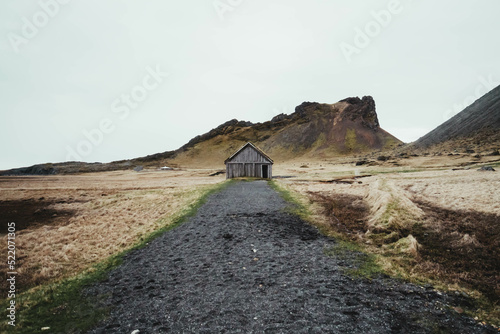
[{"xmin": 86, "ymin": 180, "xmax": 495, "ymax": 333}]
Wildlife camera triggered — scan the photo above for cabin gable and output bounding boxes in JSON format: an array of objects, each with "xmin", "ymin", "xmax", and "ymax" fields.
[
  {"xmin": 225, "ymin": 142, "xmax": 273, "ymax": 179},
  {"xmin": 228, "ymin": 145, "xmax": 272, "ymax": 164}
]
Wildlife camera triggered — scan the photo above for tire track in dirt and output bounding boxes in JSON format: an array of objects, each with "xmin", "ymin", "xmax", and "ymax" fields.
[{"xmin": 86, "ymin": 181, "xmax": 495, "ymax": 333}]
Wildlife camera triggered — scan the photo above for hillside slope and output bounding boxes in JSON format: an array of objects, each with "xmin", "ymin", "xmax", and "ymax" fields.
[
  {"xmin": 414, "ymin": 85, "xmax": 500, "ymax": 151},
  {"xmin": 171, "ymin": 96, "xmax": 401, "ymax": 167}
]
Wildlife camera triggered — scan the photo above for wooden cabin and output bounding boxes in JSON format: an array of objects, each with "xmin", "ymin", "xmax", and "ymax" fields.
[{"xmin": 224, "ymin": 142, "xmax": 273, "ymax": 179}]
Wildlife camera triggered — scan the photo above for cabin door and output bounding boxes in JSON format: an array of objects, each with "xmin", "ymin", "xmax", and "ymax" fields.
[{"xmin": 262, "ymin": 165, "xmax": 269, "ymax": 179}]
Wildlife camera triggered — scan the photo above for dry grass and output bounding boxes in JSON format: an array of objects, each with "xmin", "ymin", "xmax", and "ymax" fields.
[
  {"xmin": 275, "ymin": 155, "xmax": 500, "ymax": 325},
  {"xmin": 0, "ymin": 169, "xmax": 225, "ymax": 292},
  {"xmin": 395, "ymin": 169, "xmax": 500, "ymax": 215},
  {"xmin": 1, "ymin": 154, "xmax": 499, "ymax": 326}
]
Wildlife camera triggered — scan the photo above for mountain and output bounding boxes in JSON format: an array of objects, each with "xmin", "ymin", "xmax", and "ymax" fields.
[
  {"xmin": 168, "ymin": 96, "xmax": 401, "ymax": 167},
  {"xmin": 413, "ymin": 85, "xmax": 500, "ymax": 152},
  {"xmin": 1, "ymin": 96, "xmax": 401, "ymax": 175}
]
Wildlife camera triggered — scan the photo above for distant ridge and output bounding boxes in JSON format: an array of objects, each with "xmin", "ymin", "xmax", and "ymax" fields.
[
  {"xmin": 1, "ymin": 96, "xmax": 402, "ymax": 174},
  {"xmin": 414, "ymin": 85, "xmax": 500, "ymax": 149}
]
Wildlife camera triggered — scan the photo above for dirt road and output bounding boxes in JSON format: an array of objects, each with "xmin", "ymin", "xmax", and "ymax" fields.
[{"xmin": 86, "ymin": 180, "xmax": 494, "ymax": 333}]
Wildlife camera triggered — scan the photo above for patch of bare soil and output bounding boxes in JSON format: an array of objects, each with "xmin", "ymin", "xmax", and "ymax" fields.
[
  {"xmin": 308, "ymin": 192, "xmax": 369, "ymax": 239},
  {"xmin": 0, "ymin": 199, "xmax": 80, "ymax": 233},
  {"xmin": 411, "ymin": 201, "xmax": 500, "ymax": 303}
]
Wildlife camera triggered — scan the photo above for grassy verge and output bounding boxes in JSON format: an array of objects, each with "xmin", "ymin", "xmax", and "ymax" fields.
[
  {"xmin": 268, "ymin": 180, "xmax": 312, "ymax": 222},
  {"xmin": 269, "ymin": 180, "xmax": 383, "ymax": 279},
  {"xmin": 324, "ymin": 240, "xmax": 383, "ymax": 279},
  {"xmin": 0, "ymin": 180, "xmax": 232, "ymax": 334}
]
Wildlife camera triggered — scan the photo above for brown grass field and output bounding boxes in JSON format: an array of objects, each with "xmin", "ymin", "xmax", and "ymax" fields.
[
  {"xmin": 273, "ymin": 154, "xmax": 500, "ymax": 324},
  {"xmin": 0, "ymin": 169, "xmax": 225, "ymax": 293},
  {"xmin": 1, "ymin": 154, "xmax": 499, "ymax": 326}
]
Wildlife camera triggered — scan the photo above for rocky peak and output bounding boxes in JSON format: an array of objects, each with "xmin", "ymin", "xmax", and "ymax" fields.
[
  {"xmin": 294, "ymin": 102, "xmax": 321, "ymax": 117},
  {"xmin": 270, "ymin": 113, "xmax": 289, "ymax": 123},
  {"xmin": 182, "ymin": 95, "xmax": 382, "ymax": 153},
  {"xmin": 292, "ymin": 96, "xmax": 379, "ymax": 129},
  {"xmin": 219, "ymin": 119, "xmax": 254, "ymax": 128},
  {"xmin": 339, "ymin": 96, "xmax": 379, "ymax": 129}
]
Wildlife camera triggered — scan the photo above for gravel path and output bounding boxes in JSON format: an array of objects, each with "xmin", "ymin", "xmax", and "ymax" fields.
[{"xmin": 86, "ymin": 180, "xmax": 495, "ymax": 333}]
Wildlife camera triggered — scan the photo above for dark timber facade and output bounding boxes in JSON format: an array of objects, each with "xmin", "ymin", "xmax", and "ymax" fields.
[{"xmin": 224, "ymin": 142, "xmax": 273, "ymax": 179}]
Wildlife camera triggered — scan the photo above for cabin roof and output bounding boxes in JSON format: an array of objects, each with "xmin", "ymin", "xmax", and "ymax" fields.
[{"xmin": 224, "ymin": 142, "xmax": 274, "ymax": 164}]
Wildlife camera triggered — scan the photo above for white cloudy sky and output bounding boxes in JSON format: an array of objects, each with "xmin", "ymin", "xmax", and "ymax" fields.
[{"xmin": 1, "ymin": 0, "xmax": 499, "ymax": 170}]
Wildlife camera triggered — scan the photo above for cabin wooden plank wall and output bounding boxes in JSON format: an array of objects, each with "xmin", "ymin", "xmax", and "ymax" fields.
[
  {"xmin": 228, "ymin": 146, "xmax": 269, "ymax": 163},
  {"xmin": 225, "ymin": 143, "xmax": 273, "ymax": 179},
  {"xmin": 226, "ymin": 162, "xmax": 272, "ymax": 178}
]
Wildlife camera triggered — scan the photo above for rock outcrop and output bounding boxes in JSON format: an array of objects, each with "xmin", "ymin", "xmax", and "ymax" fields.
[{"xmin": 169, "ymin": 96, "xmax": 401, "ymax": 167}]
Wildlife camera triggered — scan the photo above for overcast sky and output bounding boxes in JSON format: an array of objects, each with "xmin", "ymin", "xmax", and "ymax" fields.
[{"xmin": 1, "ymin": 0, "xmax": 499, "ymax": 170}]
